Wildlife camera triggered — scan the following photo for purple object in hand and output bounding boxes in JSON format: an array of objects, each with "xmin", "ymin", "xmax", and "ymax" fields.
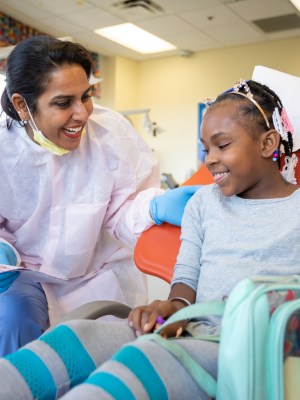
[{"xmin": 156, "ymin": 316, "xmax": 166, "ymax": 325}]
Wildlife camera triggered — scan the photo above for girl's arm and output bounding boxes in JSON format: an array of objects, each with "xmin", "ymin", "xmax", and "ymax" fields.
[{"xmin": 128, "ymin": 191, "xmax": 204, "ymax": 337}]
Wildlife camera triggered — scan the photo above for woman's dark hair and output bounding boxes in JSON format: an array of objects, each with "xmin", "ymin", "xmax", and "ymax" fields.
[
  {"xmin": 1, "ymin": 35, "xmax": 93, "ymax": 124},
  {"xmin": 209, "ymin": 79, "xmax": 293, "ymax": 167}
]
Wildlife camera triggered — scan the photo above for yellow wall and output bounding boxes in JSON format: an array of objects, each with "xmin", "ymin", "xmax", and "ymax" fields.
[
  {"xmin": 100, "ymin": 36, "xmax": 300, "ymax": 183},
  {"xmin": 99, "ymin": 56, "xmax": 116, "ymax": 110},
  {"xmin": 114, "ymin": 56, "xmax": 139, "ymax": 111}
]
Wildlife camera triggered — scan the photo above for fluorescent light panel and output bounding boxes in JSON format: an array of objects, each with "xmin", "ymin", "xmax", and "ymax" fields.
[
  {"xmin": 289, "ymin": 0, "xmax": 300, "ymax": 11},
  {"xmin": 94, "ymin": 23, "xmax": 176, "ymax": 54}
]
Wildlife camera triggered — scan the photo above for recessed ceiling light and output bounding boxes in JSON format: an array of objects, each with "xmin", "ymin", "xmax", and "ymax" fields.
[
  {"xmin": 94, "ymin": 23, "xmax": 176, "ymax": 54},
  {"xmin": 289, "ymin": 0, "xmax": 300, "ymax": 11}
]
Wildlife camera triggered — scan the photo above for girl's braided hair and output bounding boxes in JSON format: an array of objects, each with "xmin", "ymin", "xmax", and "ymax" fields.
[{"xmin": 209, "ymin": 79, "xmax": 293, "ymax": 168}]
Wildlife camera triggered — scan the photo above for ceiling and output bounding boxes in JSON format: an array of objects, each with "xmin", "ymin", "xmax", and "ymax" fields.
[{"xmin": 1, "ymin": 0, "xmax": 300, "ymax": 60}]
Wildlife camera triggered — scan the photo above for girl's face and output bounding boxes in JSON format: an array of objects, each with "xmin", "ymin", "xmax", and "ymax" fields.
[
  {"xmin": 28, "ymin": 64, "xmax": 93, "ymax": 151},
  {"xmin": 201, "ymin": 102, "xmax": 268, "ymax": 199}
]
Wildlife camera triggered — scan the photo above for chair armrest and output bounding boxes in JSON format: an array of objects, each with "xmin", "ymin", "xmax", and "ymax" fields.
[{"xmin": 50, "ymin": 300, "xmax": 132, "ymax": 328}]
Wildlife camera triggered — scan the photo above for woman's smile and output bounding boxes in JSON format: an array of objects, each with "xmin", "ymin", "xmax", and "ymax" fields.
[{"xmin": 62, "ymin": 125, "xmax": 84, "ymax": 139}]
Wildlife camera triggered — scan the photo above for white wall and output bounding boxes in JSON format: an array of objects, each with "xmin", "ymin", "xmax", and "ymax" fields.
[{"xmin": 147, "ymin": 275, "xmax": 170, "ymax": 302}]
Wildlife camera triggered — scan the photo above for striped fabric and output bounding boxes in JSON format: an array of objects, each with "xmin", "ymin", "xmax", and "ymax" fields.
[
  {"xmin": 81, "ymin": 344, "xmax": 168, "ymax": 400},
  {"xmin": 112, "ymin": 345, "xmax": 168, "ymax": 399},
  {"xmin": 86, "ymin": 371, "xmax": 135, "ymax": 400},
  {"xmin": 4, "ymin": 324, "xmax": 96, "ymax": 400},
  {"xmin": 6, "ymin": 348, "xmax": 57, "ymax": 399},
  {"xmin": 40, "ymin": 325, "xmax": 96, "ymax": 388},
  {"xmin": 4, "ymin": 333, "xmax": 169, "ymax": 400}
]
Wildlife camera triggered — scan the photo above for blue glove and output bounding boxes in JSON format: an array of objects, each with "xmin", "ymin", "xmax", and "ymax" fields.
[
  {"xmin": 150, "ymin": 185, "xmax": 202, "ymax": 226},
  {"xmin": 0, "ymin": 243, "xmax": 19, "ymax": 293}
]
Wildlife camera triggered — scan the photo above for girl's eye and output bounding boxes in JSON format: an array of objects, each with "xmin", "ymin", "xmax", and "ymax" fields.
[
  {"xmin": 219, "ymin": 143, "xmax": 230, "ymax": 150},
  {"xmin": 82, "ymin": 94, "xmax": 92, "ymax": 102}
]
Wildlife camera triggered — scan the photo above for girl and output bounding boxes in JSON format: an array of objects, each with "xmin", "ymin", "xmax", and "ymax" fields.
[{"xmin": 0, "ymin": 79, "xmax": 299, "ymax": 400}]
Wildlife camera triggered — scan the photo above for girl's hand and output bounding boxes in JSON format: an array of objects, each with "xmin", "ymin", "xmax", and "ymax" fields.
[{"xmin": 128, "ymin": 299, "xmax": 188, "ymax": 338}]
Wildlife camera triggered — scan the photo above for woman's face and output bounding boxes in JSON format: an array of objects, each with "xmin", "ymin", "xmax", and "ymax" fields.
[{"xmin": 28, "ymin": 63, "xmax": 93, "ymax": 151}]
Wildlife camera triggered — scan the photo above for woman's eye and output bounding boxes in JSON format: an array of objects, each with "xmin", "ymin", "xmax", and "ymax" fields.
[{"xmin": 55, "ymin": 100, "xmax": 71, "ymax": 108}]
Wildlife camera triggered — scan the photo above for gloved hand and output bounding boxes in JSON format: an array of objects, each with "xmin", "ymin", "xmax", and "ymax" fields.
[
  {"xmin": 150, "ymin": 185, "xmax": 202, "ymax": 226},
  {"xmin": 0, "ymin": 243, "xmax": 19, "ymax": 293}
]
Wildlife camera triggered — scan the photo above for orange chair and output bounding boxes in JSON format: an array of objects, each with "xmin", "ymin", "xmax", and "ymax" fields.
[{"xmin": 134, "ymin": 164, "xmax": 213, "ymax": 283}]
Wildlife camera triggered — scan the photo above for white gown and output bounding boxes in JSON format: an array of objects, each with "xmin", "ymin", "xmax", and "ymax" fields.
[{"xmin": 0, "ymin": 105, "xmax": 163, "ymax": 324}]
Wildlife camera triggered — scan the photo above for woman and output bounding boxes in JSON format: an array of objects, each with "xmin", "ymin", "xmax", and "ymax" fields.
[{"xmin": 0, "ymin": 35, "xmax": 199, "ymax": 356}]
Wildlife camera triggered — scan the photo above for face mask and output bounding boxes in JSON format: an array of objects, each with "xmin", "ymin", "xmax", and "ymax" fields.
[
  {"xmin": 25, "ymin": 101, "xmax": 69, "ymax": 156},
  {"xmin": 32, "ymin": 127, "xmax": 69, "ymax": 156}
]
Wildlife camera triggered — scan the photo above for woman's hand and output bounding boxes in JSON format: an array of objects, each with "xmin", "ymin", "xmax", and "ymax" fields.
[
  {"xmin": 150, "ymin": 185, "xmax": 202, "ymax": 226},
  {"xmin": 128, "ymin": 299, "xmax": 188, "ymax": 339}
]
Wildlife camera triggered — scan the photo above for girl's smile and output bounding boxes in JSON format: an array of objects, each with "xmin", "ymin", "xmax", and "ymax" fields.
[{"xmin": 212, "ymin": 171, "xmax": 229, "ymax": 184}]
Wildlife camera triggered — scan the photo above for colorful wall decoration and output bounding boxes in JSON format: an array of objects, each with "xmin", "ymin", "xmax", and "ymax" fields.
[
  {"xmin": 0, "ymin": 12, "xmax": 45, "ymax": 73},
  {"xmin": 0, "ymin": 12, "xmax": 44, "ymax": 48},
  {"xmin": 197, "ymin": 102, "xmax": 207, "ymax": 166},
  {"xmin": 0, "ymin": 12, "xmax": 102, "ymax": 98},
  {"xmin": 91, "ymin": 51, "xmax": 102, "ymax": 99}
]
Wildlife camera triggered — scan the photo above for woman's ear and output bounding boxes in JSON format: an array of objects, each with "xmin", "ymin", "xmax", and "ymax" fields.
[
  {"xmin": 261, "ymin": 129, "xmax": 280, "ymax": 159},
  {"xmin": 11, "ymin": 94, "xmax": 29, "ymax": 121}
]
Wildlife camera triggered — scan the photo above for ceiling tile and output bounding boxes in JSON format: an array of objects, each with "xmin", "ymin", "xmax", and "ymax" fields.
[
  {"xmin": 229, "ymin": 0, "xmax": 296, "ymax": 21},
  {"xmin": 85, "ymin": 0, "xmax": 117, "ymax": 6},
  {"xmin": 203, "ymin": 20, "xmax": 265, "ymax": 46},
  {"xmin": 39, "ymin": 17, "xmax": 85, "ymax": 35},
  {"xmin": 1, "ymin": 0, "xmax": 50, "ymax": 20},
  {"xmin": 137, "ymin": 15, "xmax": 193, "ymax": 36},
  {"xmin": 156, "ymin": 0, "xmax": 223, "ymax": 13},
  {"xmin": 180, "ymin": 5, "xmax": 244, "ymax": 29},
  {"xmin": 164, "ymin": 29, "xmax": 222, "ymax": 51},
  {"xmin": 62, "ymin": 7, "xmax": 123, "ymax": 30},
  {"xmin": 19, "ymin": 0, "xmax": 93, "ymax": 15}
]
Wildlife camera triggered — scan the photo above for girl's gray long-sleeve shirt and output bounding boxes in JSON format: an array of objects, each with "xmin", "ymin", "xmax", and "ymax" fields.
[{"xmin": 171, "ymin": 184, "xmax": 300, "ymax": 334}]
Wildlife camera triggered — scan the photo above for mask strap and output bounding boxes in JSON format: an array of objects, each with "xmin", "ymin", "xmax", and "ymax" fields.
[{"xmin": 22, "ymin": 98, "xmax": 40, "ymax": 132}]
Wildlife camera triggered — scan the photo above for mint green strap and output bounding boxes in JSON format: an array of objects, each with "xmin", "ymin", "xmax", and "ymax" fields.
[
  {"xmin": 139, "ymin": 333, "xmax": 217, "ymax": 397},
  {"xmin": 192, "ymin": 334, "xmax": 220, "ymax": 342},
  {"xmin": 155, "ymin": 300, "xmax": 225, "ymax": 334},
  {"xmin": 137, "ymin": 301, "xmax": 224, "ymax": 396}
]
